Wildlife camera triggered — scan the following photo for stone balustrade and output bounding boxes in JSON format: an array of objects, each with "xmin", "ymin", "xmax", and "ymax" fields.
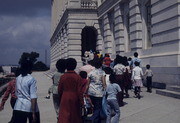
[{"xmin": 81, "ymin": 0, "xmax": 97, "ymax": 9}]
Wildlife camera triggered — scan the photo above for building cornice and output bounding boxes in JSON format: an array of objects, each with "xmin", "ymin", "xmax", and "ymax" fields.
[
  {"xmin": 50, "ymin": 8, "xmax": 97, "ymax": 45},
  {"xmin": 98, "ymin": 0, "xmax": 128, "ymax": 18}
]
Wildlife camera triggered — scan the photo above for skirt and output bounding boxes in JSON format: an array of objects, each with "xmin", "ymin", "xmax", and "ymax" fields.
[{"xmin": 133, "ymin": 79, "xmax": 143, "ymax": 87}]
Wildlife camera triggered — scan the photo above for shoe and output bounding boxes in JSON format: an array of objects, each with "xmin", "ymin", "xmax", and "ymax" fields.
[
  {"xmin": 137, "ymin": 93, "xmax": 141, "ymax": 99},
  {"xmin": 45, "ymin": 96, "xmax": 50, "ymax": 99},
  {"xmin": 125, "ymin": 94, "xmax": 129, "ymax": 98}
]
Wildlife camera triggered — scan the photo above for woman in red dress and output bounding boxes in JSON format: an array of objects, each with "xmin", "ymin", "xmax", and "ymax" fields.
[{"xmin": 58, "ymin": 58, "xmax": 83, "ymax": 123}]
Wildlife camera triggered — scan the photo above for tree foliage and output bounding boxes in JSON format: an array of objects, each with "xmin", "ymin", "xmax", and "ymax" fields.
[
  {"xmin": 0, "ymin": 66, "xmax": 3, "ymax": 73},
  {"xmin": 19, "ymin": 52, "xmax": 39, "ymax": 65},
  {"xmin": 18, "ymin": 52, "xmax": 49, "ymax": 71},
  {"xmin": 33, "ymin": 61, "xmax": 49, "ymax": 71}
]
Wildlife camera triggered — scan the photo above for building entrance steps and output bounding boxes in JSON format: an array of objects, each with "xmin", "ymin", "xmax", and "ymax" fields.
[{"xmin": 156, "ymin": 85, "xmax": 180, "ymax": 99}]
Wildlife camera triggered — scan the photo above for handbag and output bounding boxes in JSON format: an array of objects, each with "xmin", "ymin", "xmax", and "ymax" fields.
[{"xmin": 82, "ymin": 95, "xmax": 93, "ymax": 116}]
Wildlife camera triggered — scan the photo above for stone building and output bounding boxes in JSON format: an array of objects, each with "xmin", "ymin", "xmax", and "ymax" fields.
[{"xmin": 50, "ymin": 0, "xmax": 180, "ymax": 86}]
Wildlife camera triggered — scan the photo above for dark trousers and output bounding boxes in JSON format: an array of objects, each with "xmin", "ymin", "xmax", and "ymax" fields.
[
  {"xmin": 146, "ymin": 77, "xmax": 152, "ymax": 91},
  {"xmin": 12, "ymin": 110, "xmax": 40, "ymax": 123},
  {"xmin": 53, "ymin": 94, "xmax": 60, "ymax": 118},
  {"xmin": 134, "ymin": 86, "xmax": 140, "ymax": 95},
  {"xmin": 9, "ymin": 98, "xmax": 17, "ymax": 123},
  {"xmin": 89, "ymin": 96, "xmax": 103, "ymax": 123},
  {"xmin": 10, "ymin": 97, "xmax": 16, "ymax": 109}
]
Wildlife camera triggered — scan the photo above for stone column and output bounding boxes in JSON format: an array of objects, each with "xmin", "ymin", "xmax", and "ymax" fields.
[
  {"xmin": 102, "ymin": 14, "xmax": 113, "ymax": 55},
  {"xmin": 129, "ymin": 0, "xmax": 143, "ymax": 50},
  {"xmin": 94, "ymin": 21, "xmax": 103, "ymax": 54},
  {"xmin": 114, "ymin": 4, "xmax": 125, "ymax": 55}
]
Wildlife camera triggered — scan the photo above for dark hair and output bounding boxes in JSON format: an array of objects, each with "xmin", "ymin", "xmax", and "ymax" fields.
[
  {"xmin": 20, "ymin": 59, "xmax": 33, "ymax": 76},
  {"xmin": 88, "ymin": 60, "xmax": 93, "ymax": 66},
  {"xmin": 66, "ymin": 58, "xmax": 77, "ymax": 71},
  {"xmin": 109, "ymin": 73, "xmax": 116, "ymax": 84},
  {"xmin": 134, "ymin": 61, "xmax": 140, "ymax": 66},
  {"xmin": 103, "ymin": 67, "xmax": 113, "ymax": 74},
  {"xmin": 79, "ymin": 71, "xmax": 87, "ymax": 79},
  {"xmin": 93, "ymin": 58, "xmax": 102, "ymax": 69},
  {"xmin": 122, "ymin": 56, "xmax": 128, "ymax": 66},
  {"xmin": 128, "ymin": 57, "xmax": 132, "ymax": 61},
  {"xmin": 134, "ymin": 52, "xmax": 138, "ymax": 57},
  {"xmin": 56, "ymin": 59, "xmax": 66, "ymax": 73},
  {"xmin": 146, "ymin": 64, "xmax": 150, "ymax": 69},
  {"xmin": 105, "ymin": 53, "xmax": 109, "ymax": 57},
  {"xmin": 15, "ymin": 68, "xmax": 21, "ymax": 77},
  {"xmin": 115, "ymin": 55, "xmax": 123, "ymax": 64}
]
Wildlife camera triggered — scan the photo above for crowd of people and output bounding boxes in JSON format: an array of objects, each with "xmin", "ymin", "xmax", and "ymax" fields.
[{"xmin": 0, "ymin": 51, "xmax": 154, "ymax": 123}]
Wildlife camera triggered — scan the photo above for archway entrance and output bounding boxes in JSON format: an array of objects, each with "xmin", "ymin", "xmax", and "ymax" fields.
[{"xmin": 81, "ymin": 26, "xmax": 97, "ymax": 58}]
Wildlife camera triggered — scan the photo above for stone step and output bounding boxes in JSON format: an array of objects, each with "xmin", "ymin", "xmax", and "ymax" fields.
[
  {"xmin": 156, "ymin": 89, "xmax": 180, "ymax": 99},
  {"xmin": 167, "ymin": 86, "xmax": 180, "ymax": 93}
]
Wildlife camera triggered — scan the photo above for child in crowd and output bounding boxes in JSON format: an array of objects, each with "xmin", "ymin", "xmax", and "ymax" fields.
[
  {"xmin": 131, "ymin": 61, "xmax": 143, "ymax": 99},
  {"xmin": 106, "ymin": 73, "xmax": 121, "ymax": 123},
  {"xmin": 79, "ymin": 71, "xmax": 88, "ymax": 93},
  {"xmin": 103, "ymin": 67, "xmax": 113, "ymax": 86},
  {"xmin": 79, "ymin": 71, "xmax": 93, "ymax": 117},
  {"xmin": 144, "ymin": 64, "xmax": 153, "ymax": 93}
]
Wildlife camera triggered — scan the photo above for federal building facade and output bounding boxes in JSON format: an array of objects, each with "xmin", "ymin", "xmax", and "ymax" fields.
[{"xmin": 50, "ymin": 0, "xmax": 180, "ymax": 86}]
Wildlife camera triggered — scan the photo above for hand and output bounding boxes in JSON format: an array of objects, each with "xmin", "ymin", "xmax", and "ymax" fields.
[
  {"xmin": 0, "ymin": 105, "xmax": 4, "ymax": 111},
  {"xmin": 32, "ymin": 113, "xmax": 37, "ymax": 123}
]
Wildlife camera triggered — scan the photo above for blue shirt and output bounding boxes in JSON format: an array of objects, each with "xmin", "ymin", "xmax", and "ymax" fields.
[
  {"xmin": 130, "ymin": 57, "xmax": 141, "ymax": 68},
  {"xmin": 14, "ymin": 74, "xmax": 39, "ymax": 112},
  {"xmin": 106, "ymin": 83, "xmax": 121, "ymax": 100}
]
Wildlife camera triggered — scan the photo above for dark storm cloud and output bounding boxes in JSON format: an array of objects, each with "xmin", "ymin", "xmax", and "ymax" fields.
[
  {"xmin": 0, "ymin": 0, "xmax": 51, "ymax": 16},
  {"xmin": 0, "ymin": 0, "xmax": 51, "ymax": 65}
]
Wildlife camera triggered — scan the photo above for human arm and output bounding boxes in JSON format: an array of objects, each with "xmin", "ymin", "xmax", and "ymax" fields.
[
  {"xmin": 0, "ymin": 81, "xmax": 13, "ymax": 111},
  {"xmin": 144, "ymin": 70, "xmax": 147, "ymax": 76},
  {"xmin": 140, "ymin": 68, "xmax": 144, "ymax": 78},
  {"xmin": 58, "ymin": 76, "xmax": 64, "ymax": 104},
  {"xmin": 31, "ymin": 98, "xmax": 37, "ymax": 123},
  {"xmin": 102, "ymin": 75, "xmax": 106, "ymax": 90},
  {"xmin": 30, "ymin": 79, "xmax": 38, "ymax": 122},
  {"xmin": 131, "ymin": 69, "xmax": 135, "ymax": 81}
]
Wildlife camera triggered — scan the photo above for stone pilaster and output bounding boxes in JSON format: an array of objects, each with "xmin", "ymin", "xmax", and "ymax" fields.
[
  {"xmin": 114, "ymin": 4, "xmax": 125, "ymax": 55},
  {"xmin": 102, "ymin": 14, "xmax": 113, "ymax": 55},
  {"xmin": 129, "ymin": 0, "xmax": 143, "ymax": 51}
]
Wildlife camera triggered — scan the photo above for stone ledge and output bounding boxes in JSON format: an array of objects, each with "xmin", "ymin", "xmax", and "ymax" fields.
[{"xmin": 156, "ymin": 89, "xmax": 180, "ymax": 99}]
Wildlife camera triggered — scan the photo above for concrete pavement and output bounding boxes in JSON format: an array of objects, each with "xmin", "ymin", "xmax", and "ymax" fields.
[{"xmin": 0, "ymin": 72, "xmax": 180, "ymax": 123}]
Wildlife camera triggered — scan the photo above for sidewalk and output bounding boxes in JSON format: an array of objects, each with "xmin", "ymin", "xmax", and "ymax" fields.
[{"xmin": 0, "ymin": 72, "xmax": 180, "ymax": 123}]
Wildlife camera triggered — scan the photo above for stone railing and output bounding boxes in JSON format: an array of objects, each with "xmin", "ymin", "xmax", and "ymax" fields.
[{"xmin": 81, "ymin": 0, "xmax": 97, "ymax": 9}]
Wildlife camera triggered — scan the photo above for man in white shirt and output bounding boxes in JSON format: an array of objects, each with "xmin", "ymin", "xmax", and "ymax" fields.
[{"xmin": 13, "ymin": 60, "xmax": 40, "ymax": 123}]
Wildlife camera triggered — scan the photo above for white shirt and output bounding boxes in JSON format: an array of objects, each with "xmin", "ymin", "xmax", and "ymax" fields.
[
  {"xmin": 113, "ymin": 64, "xmax": 125, "ymax": 75},
  {"xmin": 88, "ymin": 68, "xmax": 105, "ymax": 97},
  {"xmin": 105, "ymin": 74, "xmax": 110, "ymax": 86},
  {"xmin": 14, "ymin": 74, "xmax": 39, "ymax": 112},
  {"xmin": 132, "ymin": 66, "xmax": 143, "ymax": 80},
  {"xmin": 145, "ymin": 69, "xmax": 153, "ymax": 77}
]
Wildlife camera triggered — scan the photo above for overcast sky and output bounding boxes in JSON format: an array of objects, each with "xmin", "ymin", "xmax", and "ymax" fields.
[{"xmin": 0, "ymin": 0, "xmax": 51, "ymax": 66}]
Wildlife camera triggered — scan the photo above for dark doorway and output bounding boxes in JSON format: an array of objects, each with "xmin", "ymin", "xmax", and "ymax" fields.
[{"xmin": 81, "ymin": 26, "xmax": 97, "ymax": 57}]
